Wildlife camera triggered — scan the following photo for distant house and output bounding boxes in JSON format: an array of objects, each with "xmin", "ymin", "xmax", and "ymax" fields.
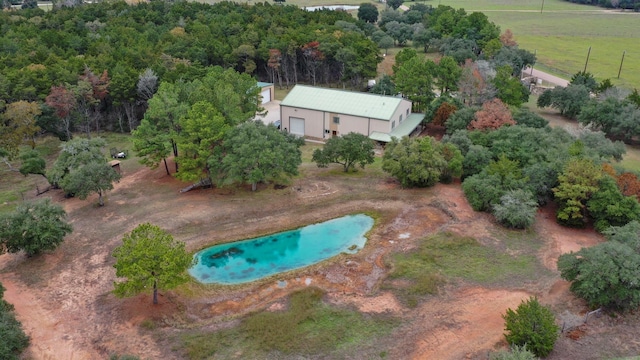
[
  {"xmin": 279, "ymin": 85, "xmax": 424, "ymax": 142},
  {"xmin": 258, "ymin": 82, "xmax": 275, "ymax": 104}
]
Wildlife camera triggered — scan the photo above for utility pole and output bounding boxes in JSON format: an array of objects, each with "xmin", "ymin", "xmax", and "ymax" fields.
[
  {"xmin": 541, "ymin": 0, "xmax": 545, "ymax": 13},
  {"xmin": 618, "ymin": 50, "xmax": 626, "ymax": 79},
  {"xmin": 583, "ymin": 46, "xmax": 591, "ymax": 73}
]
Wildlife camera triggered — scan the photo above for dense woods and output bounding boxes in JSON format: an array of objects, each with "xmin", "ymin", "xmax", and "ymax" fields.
[{"xmin": 0, "ymin": 1, "xmax": 380, "ymax": 138}]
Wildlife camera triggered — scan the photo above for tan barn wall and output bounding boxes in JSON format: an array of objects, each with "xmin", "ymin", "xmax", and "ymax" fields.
[
  {"xmin": 280, "ymin": 106, "xmax": 324, "ymax": 138},
  {"xmin": 330, "ymin": 114, "xmax": 369, "ymax": 137},
  {"xmin": 389, "ymin": 99, "xmax": 412, "ymax": 129},
  {"xmin": 369, "ymin": 119, "xmax": 390, "ymax": 134},
  {"xmin": 281, "ymin": 101, "xmax": 409, "ymax": 140}
]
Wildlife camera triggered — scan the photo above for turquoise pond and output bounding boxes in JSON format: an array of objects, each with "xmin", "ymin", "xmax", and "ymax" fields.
[{"xmin": 189, "ymin": 214, "xmax": 374, "ymax": 285}]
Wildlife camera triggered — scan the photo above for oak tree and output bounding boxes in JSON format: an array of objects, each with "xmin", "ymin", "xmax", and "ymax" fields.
[
  {"xmin": 213, "ymin": 121, "xmax": 304, "ymax": 191},
  {"xmin": 60, "ymin": 161, "xmax": 121, "ymax": 206},
  {"xmin": 559, "ymin": 240, "xmax": 640, "ymax": 310},
  {"xmin": 0, "ymin": 199, "xmax": 72, "ymax": 256},
  {"xmin": 312, "ymin": 132, "xmax": 375, "ymax": 172}
]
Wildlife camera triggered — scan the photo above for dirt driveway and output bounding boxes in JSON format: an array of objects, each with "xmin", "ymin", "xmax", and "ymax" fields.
[{"xmin": 0, "ymin": 157, "xmax": 636, "ymax": 360}]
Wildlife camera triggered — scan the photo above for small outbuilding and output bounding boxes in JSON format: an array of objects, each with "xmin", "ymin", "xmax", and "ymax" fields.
[
  {"xmin": 279, "ymin": 85, "xmax": 423, "ymax": 142},
  {"xmin": 108, "ymin": 160, "xmax": 121, "ymax": 174},
  {"xmin": 258, "ymin": 82, "xmax": 275, "ymax": 105}
]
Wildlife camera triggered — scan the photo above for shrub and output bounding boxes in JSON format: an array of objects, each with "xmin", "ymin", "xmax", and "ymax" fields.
[
  {"xmin": 513, "ymin": 108, "xmax": 548, "ymax": 128},
  {"xmin": 462, "ymin": 173, "xmax": 503, "ymax": 211},
  {"xmin": 445, "ymin": 106, "xmax": 477, "ymax": 134},
  {"xmin": 492, "ymin": 190, "xmax": 538, "ymax": 229},
  {"xmin": 503, "ymin": 297, "xmax": 559, "ymax": 358},
  {"xmin": 558, "ymin": 241, "xmax": 640, "ymax": 310},
  {"xmin": 0, "ymin": 283, "xmax": 30, "ymax": 360}
]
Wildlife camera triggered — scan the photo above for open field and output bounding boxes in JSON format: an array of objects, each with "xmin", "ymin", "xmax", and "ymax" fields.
[{"xmin": 2, "ymin": 132, "xmax": 640, "ymax": 359}]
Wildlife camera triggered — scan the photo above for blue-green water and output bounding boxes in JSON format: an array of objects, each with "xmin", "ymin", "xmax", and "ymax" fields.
[{"xmin": 189, "ymin": 214, "xmax": 374, "ymax": 285}]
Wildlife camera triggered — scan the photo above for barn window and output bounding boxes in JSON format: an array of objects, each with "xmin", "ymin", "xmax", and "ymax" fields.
[{"xmin": 333, "ymin": 116, "xmax": 340, "ymax": 124}]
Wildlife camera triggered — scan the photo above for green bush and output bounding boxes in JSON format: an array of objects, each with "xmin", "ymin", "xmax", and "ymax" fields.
[
  {"xmin": 492, "ymin": 190, "xmax": 538, "ymax": 229},
  {"xmin": 513, "ymin": 109, "xmax": 548, "ymax": 129},
  {"xmin": 0, "ymin": 283, "xmax": 30, "ymax": 360},
  {"xmin": 444, "ymin": 106, "xmax": 477, "ymax": 134},
  {"xmin": 558, "ymin": 241, "xmax": 640, "ymax": 310},
  {"xmin": 503, "ymin": 297, "xmax": 559, "ymax": 358},
  {"xmin": 462, "ymin": 172, "xmax": 503, "ymax": 211}
]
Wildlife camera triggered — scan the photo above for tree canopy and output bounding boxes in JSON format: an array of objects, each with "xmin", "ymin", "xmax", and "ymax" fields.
[
  {"xmin": 312, "ymin": 132, "xmax": 375, "ymax": 172},
  {"xmin": 211, "ymin": 121, "xmax": 304, "ymax": 191},
  {"xmin": 503, "ymin": 297, "xmax": 559, "ymax": 358},
  {"xmin": 559, "ymin": 239, "xmax": 640, "ymax": 310},
  {"xmin": 0, "ymin": 199, "xmax": 72, "ymax": 256},
  {"xmin": 382, "ymin": 136, "xmax": 461, "ymax": 188},
  {"xmin": 60, "ymin": 161, "xmax": 122, "ymax": 206},
  {"xmin": 357, "ymin": 3, "xmax": 379, "ymax": 23},
  {"xmin": 113, "ymin": 223, "xmax": 193, "ymax": 305}
]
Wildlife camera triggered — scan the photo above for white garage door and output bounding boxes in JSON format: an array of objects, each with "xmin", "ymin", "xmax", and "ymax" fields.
[
  {"xmin": 260, "ymin": 89, "xmax": 271, "ymax": 104},
  {"xmin": 290, "ymin": 117, "xmax": 305, "ymax": 136}
]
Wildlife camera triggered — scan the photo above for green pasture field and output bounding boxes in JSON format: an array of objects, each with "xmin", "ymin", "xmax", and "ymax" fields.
[
  {"xmin": 425, "ymin": 0, "xmax": 598, "ymax": 11},
  {"xmin": 489, "ymin": 11, "xmax": 640, "ymax": 88},
  {"xmin": 431, "ymin": 0, "xmax": 640, "ymax": 88}
]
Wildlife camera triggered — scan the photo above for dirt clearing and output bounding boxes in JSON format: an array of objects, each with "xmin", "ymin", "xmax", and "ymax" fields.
[{"xmin": 0, "ymin": 155, "xmax": 635, "ymax": 360}]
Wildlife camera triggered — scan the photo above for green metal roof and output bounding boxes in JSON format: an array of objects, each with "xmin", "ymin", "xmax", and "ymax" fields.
[
  {"xmin": 281, "ymin": 85, "xmax": 404, "ymax": 121},
  {"xmin": 369, "ymin": 113, "xmax": 424, "ymax": 143},
  {"xmin": 257, "ymin": 82, "xmax": 273, "ymax": 88}
]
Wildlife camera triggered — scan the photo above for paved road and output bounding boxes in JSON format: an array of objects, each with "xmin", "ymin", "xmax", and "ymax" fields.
[{"xmin": 523, "ymin": 67, "xmax": 570, "ymax": 87}]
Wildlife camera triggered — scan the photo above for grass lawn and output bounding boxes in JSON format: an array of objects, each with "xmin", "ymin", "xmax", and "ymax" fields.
[
  {"xmin": 383, "ymin": 231, "xmax": 545, "ymax": 307},
  {"xmin": 178, "ymin": 287, "xmax": 398, "ymax": 359}
]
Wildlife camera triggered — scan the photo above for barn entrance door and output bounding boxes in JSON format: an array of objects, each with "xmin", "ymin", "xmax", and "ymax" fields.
[{"xmin": 290, "ymin": 117, "xmax": 305, "ymax": 137}]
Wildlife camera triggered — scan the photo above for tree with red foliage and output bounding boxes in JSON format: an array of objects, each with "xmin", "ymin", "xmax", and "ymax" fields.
[
  {"xmin": 468, "ymin": 98, "xmax": 515, "ymax": 131},
  {"xmin": 616, "ymin": 172, "xmax": 640, "ymax": 199},
  {"xmin": 601, "ymin": 164, "xmax": 640, "ymax": 200},
  {"xmin": 433, "ymin": 102, "xmax": 457, "ymax": 127},
  {"xmin": 45, "ymin": 85, "xmax": 77, "ymax": 140}
]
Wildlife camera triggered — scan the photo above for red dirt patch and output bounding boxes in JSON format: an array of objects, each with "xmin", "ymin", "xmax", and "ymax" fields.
[
  {"xmin": 535, "ymin": 203, "xmax": 604, "ymax": 270},
  {"xmin": 567, "ymin": 326, "xmax": 586, "ymax": 340},
  {"xmin": 408, "ymin": 287, "xmax": 531, "ymax": 360}
]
